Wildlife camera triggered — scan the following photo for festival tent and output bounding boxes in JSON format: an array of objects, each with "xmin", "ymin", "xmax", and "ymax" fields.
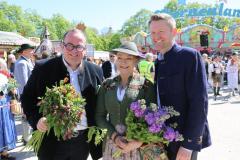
[{"xmin": 0, "ymin": 31, "xmax": 37, "ymax": 46}]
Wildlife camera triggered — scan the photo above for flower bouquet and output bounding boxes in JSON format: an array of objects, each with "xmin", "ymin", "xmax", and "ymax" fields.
[
  {"xmin": 24, "ymin": 78, "xmax": 86, "ymax": 153},
  {"xmin": 25, "ymin": 78, "xmax": 107, "ymax": 153},
  {"xmin": 123, "ymin": 99, "xmax": 183, "ymax": 160}
]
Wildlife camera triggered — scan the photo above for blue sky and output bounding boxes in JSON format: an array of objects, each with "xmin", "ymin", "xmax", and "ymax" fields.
[{"xmin": 4, "ymin": 0, "xmax": 240, "ymax": 32}]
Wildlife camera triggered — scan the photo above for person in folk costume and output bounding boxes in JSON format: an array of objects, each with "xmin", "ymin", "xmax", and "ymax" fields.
[
  {"xmin": 95, "ymin": 42, "xmax": 157, "ymax": 160},
  {"xmin": 21, "ymin": 29, "xmax": 103, "ymax": 160},
  {"xmin": 226, "ymin": 53, "xmax": 239, "ymax": 96},
  {"xmin": 209, "ymin": 55, "xmax": 224, "ymax": 100},
  {"xmin": 0, "ymin": 58, "xmax": 17, "ymax": 160}
]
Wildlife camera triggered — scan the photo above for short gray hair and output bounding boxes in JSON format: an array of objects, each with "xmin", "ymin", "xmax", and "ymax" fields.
[{"xmin": 63, "ymin": 28, "xmax": 86, "ymax": 42}]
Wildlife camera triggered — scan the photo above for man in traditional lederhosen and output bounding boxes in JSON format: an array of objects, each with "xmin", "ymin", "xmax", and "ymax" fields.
[{"xmin": 209, "ymin": 55, "xmax": 224, "ymax": 100}]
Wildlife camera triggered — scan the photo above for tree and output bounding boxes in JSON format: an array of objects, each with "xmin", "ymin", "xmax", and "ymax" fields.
[
  {"xmin": 50, "ymin": 14, "xmax": 75, "ymax": 40},
  {"xmin": 0, "ymin": 1, "xmax": 36, "ymax": 36},
  {"xmin": 120, "ymin": 9, "xmax": 153, "ymax": 36},
  {"xmin": 85, "ymin": 27, "xmax": 105, "ymax": 50},
  {"xmin": 0, "ymin": 10, "xmax": 16, "ymax": 31},
  {"xmin": 108, "ymin": 33, "xmax": 121, "ymax": 50},
  {"xmin": 24, "ymin": 9, "xmax": 44, "ymax": 37}
]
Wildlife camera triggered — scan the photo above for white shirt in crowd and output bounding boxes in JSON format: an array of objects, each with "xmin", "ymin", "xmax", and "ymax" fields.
[
  {"xmin": 209, "ymin": 62, "xmax": 223, "ymax": 74},
  {"xmin": 110, "ymin": 61, "xmax": 117, "ymax": 78},
  {"xmin": 62, "ymin": 57, "xmax": 87, "ymax": 130}
]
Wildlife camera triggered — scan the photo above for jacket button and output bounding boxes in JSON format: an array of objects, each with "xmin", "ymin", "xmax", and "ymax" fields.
[{"xmin": 160, "ymin": 61, "xmax": 166, "ymax": 65}]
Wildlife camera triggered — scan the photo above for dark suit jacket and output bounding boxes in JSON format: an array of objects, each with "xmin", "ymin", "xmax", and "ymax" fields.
[
  {"xmin": 155, "ymin": 44, "xmax": 211, "ymax": 159},
  {"xmin": 101, "ymin": 61, "xmax": 112, "ymax": 79},
  {"xmin": 21, "ymin": 56, "xmax": 103, "ymax": 159}
]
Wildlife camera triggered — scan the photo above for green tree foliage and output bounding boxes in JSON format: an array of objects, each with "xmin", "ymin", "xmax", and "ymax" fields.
[
  {"xmin": 0, "ymin": 1, "xmax": 74, "ymax": 40},
  {"xmin": 120, "ymin": 9, "xmax": 153, "ymax": 36},
  {"xmin": 85, "ymin": 27, "xmax": 105, "ymax": 50},
  {"xmin": 0, "ymin": 1, "xmax": 35, "ymax": 36},
  {"xmin": 50, "ymin": 14, "xmax": 75, "ymax": 40},
  {"xmin": 108, "ymin": 33, "xmax": 121, "ymax": 50},
  {"xmin": 85, "ymin": 27, "xmax": 121, "ymax": 51},
  {"xmin": 24, "ymin": 9, "xmax": 44, "ymax": 37},
  {"xmin": 0, "ymin": 10, "xmax": 16, "ymax": 31}
]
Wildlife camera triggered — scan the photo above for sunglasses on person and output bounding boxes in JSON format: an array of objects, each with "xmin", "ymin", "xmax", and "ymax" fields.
[{"xmin": 63, "ymin": 42, "xmax": 86, "ymax": 52}]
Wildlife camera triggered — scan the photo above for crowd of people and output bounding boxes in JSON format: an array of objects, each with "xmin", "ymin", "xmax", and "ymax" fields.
[
  {"xmin": 6, "ymin": 12, "xmax": 240, "ymax": 160},
  {"xmin": 202, "ymin": 52, "xmax": 240, "ymax": 100}
]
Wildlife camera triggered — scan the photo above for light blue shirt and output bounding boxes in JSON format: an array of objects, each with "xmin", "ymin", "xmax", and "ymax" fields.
[{"xmin": 14, "ymin": 56, "xmax": 34, "ymax": 95}]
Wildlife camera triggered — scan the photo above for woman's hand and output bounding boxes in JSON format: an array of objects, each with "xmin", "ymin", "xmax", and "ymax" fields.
[
  {"xmin": 121, "ymin": 140, "xmax": 143, "ymax": 153},
  {"xmin": 37, "ymin": 117, "xmax": 48, "ymax": 132},
  {"xmin": 114, "ymin": 136, "xmax": 128, "ymax": 149}
]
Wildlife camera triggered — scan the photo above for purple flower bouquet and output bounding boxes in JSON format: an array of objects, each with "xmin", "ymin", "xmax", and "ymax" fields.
[{"xmin": 125, "ymin": 99, "xmax": 184, "ymax": 159}]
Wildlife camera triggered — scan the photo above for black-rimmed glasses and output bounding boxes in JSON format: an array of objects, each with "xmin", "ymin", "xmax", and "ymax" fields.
[{"xmin": 63, "ymin": 42, "xmax": 86, "ymax": 52}]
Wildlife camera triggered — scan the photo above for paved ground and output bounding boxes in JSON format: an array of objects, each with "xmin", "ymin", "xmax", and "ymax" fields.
[{"xmin": 8, "ymin": 88, "xmax": 240, "ymax": 160}]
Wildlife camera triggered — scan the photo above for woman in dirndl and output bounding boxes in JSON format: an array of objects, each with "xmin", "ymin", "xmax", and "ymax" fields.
[
  {"xmin": 0, "ymin": 58, "xmax": 17, "ymax": 160},
  {"xmin": 95, "ymin": 42, "xmax": 167, "ymax": 160}
]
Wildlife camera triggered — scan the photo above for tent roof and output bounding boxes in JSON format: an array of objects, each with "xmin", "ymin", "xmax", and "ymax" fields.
[{"xmin": 0, "ymin": 31, "xmax": 37, "ymax": 46}]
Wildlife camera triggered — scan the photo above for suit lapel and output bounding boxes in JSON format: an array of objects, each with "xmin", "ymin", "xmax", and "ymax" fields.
[{"xmin": 78, "ymin": 61, "xmax": 92, "ymax": 93}]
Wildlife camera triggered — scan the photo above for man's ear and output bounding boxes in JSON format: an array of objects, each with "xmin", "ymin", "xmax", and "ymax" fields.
[{"xmin": 172, "ymin": 28, "xmax": 177, "ymax": 36}]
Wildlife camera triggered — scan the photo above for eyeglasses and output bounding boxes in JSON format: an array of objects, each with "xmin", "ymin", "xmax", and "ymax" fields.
[
  {"xmin": 110, "ymin": 55, "xmax": 115, "ymax": 58},
  {"xmin": 63, "ymin": 42, "xmax": 86, "ymax": 52}
]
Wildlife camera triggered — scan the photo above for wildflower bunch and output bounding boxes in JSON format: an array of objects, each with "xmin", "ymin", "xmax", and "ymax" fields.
[{"xmin": 126, "ymin": 99, "xmax": 183, "ymax": 145}]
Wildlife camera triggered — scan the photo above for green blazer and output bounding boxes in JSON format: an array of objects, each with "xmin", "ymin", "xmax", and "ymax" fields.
[{"xmin": 95, "ymin": 74, "xmax": 156, "ymax": 137}]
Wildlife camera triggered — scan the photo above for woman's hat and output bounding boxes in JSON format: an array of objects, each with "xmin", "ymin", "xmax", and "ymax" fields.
[
  {"xmin": 112, "ymin": 42, "xmax": 139, "ymax": 57},
  {"xmin": 17, "ymin": 44, "xmax": 35, "ymax": 53}
]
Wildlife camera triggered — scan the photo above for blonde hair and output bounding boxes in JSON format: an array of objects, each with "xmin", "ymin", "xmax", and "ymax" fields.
[{"xmin": 148, "ymin": 13, "xmax": 176, "ymax": 30}]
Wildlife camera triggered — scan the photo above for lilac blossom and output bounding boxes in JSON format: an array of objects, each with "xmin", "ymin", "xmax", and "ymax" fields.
[
  {"xmin": 130, "ymin": 101, "xmax": 140, "ymax": 111},
  {"xmin": 163, "ymin": 127, "xmax": 176, "ymax": 142},
  {"xmin": 134, "ymin": 108, "xmax": 145, "ymax": 118},
  {"xmin": 148, "ymin": 123, "xmax": 162, "ymax": 133},
  {"xmin": 145, "ymin": 112, "xmax": 155, "ymax": 125}
]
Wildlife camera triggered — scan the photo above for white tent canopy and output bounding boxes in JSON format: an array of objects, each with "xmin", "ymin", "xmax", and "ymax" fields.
[{"xmin": 0, "ymin": 31, "xmax": 37, "ymax": 46}]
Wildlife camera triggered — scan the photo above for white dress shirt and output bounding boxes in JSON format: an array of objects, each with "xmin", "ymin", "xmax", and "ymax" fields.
[
  {"xmin": 110, "ymin": 62, "xmax": 117, "ymax": 77},
  {"xmin": 62, "ymin": 57, "xmax": 87, "ymax": 130}
]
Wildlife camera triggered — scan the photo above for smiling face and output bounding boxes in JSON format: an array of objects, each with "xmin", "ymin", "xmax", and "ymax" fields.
[
  {"xmin": 149, "ymin": 19, "xmax": 177, "ymax": 53},
  {"xmin": 116, "ymin": 52, "xmax": 138, "ymax": 77},
  {"xmin": 62, "ymin": 30, "xmax": 86, "ymax": 70}
]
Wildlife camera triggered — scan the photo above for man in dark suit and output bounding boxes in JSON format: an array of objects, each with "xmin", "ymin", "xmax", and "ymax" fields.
[
  {"xmin": 149, "ymin": 14, "xmax": 211, "ymax": 160},
  {"xmin": 21, "ymin": 29, "xmax": 103, "ymax": 160},
  {"xmin": 101, "ymin": 52, "xmax": 117, "ymax": 79}
]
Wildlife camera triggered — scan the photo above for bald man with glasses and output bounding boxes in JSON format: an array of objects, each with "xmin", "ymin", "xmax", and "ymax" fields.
[{"xmin": 21, "ymin": 29, "xmax": 103, "ymax": 160}]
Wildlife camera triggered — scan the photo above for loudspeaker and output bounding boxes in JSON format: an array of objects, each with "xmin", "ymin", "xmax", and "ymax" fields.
[{"xmin": 200, "ymin": 34, "xmax": 208, "ymax": 47}]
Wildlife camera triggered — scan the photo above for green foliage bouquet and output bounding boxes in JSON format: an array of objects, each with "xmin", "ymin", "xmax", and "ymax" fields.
[{"xmin": 25, "ymin": 78, "xmax": 86, "ymax": 153}]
